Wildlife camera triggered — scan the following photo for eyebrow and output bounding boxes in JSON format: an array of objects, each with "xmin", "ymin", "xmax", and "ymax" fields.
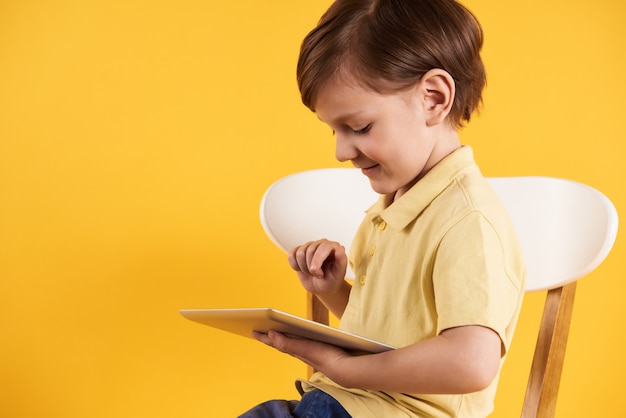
[{"xmin": 317, "ymin": 110, "xmax": 366, "ymax": 126}]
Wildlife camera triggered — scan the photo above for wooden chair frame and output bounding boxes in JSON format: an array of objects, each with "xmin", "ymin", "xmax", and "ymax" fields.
[{"xmin": 521, "ymin": 282, "xmax": 576, "ymax": 418}]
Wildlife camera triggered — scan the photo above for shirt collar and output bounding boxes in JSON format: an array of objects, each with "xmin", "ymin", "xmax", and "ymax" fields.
[{"xmin": 366, "ymin": 146, "xmax": 479, "ymax": 231}]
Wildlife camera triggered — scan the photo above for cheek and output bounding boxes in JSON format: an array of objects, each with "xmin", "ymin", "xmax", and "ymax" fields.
[{"xmin": 389, "ymin": 137, "xmax": 430, "ymax": 173}]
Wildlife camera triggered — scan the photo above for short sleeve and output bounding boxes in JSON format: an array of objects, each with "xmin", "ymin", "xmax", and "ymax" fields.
[{"xmin": 433, "ymin": 211, "xmax": 523, "ymax": 354}]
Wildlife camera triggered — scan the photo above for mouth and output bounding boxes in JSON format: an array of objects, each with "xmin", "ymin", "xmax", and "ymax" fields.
[{"xmin": 360, "ymin": 164, "xmax": 379, "ymax": 176}]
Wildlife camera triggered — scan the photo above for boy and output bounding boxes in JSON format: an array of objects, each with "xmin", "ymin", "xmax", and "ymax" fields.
[{"xmin": 242, "ymin": 0, "xmax": 525, "ymax": 416}]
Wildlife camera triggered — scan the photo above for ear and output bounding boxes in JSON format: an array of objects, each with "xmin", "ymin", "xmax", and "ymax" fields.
[{"xmin": 419, "ymin": 69, "xmax": 455, "ymax": 127}]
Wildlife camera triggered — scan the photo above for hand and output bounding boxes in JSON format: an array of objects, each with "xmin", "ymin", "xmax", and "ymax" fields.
[
  {"xmin": 288, "ymin": 239, "xmax": 347, "ymax": 296},
  {"xmin": 253, "ymin": 330, "xmax": 350, "ymax": 377}
]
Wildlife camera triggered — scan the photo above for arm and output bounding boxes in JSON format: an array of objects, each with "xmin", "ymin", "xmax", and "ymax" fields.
[
  {"xmin": 287, "ymin": 239, "xmax": 351, "ymax": 319},
  {"xmin": 255, "ymin": 324, "xmax": 501, "ymax": 394},
  {"xmin": 258, "ymin": 325, "xmax": 501, "ymax": 394}
]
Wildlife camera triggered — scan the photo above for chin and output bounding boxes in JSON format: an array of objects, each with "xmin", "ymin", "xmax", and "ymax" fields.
[{"xmin": 368, "ymin": 181, "xmax": 395, "ymax": 196}]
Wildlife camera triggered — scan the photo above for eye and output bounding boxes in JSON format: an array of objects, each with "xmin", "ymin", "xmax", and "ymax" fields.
[{"xmin": 352, "ymin": 123, "xmax": 372, "ymax": 136}]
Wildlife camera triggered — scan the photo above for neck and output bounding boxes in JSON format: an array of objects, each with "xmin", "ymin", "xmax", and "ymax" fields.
[{"xmin": 393, "ymin": 129, "xmax": 461, "ymax": 202}]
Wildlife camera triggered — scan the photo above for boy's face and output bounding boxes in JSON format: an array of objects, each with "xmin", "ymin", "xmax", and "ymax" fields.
[{"xmin": 315, "ymin": 73, "xmax": 448, "ymax": 200}]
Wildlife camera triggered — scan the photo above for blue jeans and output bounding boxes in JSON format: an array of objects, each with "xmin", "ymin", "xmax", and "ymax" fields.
[{"xmin": 238, "ymin": 389, "xmax": 351, "ymax": 418}]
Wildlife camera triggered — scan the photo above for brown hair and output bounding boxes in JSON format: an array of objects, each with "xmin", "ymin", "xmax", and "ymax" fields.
[{"xmin": 297, "ymin": 0, "xmax": 486, "ymax": 127}]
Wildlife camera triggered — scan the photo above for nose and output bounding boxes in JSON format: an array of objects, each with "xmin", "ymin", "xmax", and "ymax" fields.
[{"xmin": 334, "ymin": 134, "xmax": 358, "ymax": 163}]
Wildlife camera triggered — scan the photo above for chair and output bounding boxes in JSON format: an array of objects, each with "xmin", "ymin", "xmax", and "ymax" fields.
[{"xmin": 259, "ymin": 168, "xmax": 618, "ymax": 418}]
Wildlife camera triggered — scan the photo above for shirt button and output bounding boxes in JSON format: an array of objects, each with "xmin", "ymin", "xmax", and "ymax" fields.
[
  {"xmin": 359, "ymin": 275, "xmax": 366, "ymax": 285},
  {"xmin": 369, "ymin": 246, "xmax": 376, "ymax": 256},
  {"xmin": 379, "ymin": 221, "xmax": 387, "ymax": 231}
]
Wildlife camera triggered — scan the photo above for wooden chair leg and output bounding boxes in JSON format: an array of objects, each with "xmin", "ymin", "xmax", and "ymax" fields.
[
  {"xmin": 307, "ymin": 292, "xmax": 329, "ymax": 326},
  {"xmin": 306, "ymin": 293, "xmax": 329, "ymax": 377},
  {"xmin": 522, "ymin": 282, "xmax": 577, "ymax": 418}
]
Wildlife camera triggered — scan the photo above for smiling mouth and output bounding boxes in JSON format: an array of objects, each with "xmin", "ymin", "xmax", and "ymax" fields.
[{"xmin": 360, "ymin": 164, "xmax": 379, "ymax": 176}]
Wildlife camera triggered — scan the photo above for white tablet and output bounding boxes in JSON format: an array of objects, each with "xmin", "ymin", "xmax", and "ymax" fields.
[{"xmin": 179, "ymin": 308, "xmax": 395, "ymax": 354}]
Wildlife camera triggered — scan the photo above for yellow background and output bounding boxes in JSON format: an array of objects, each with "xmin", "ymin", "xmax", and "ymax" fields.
[{"xmin": 0, "ymin": 0, "xmax": 623, "ymax": 417}]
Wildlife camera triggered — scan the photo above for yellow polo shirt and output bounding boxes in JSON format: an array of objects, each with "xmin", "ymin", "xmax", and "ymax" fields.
[{"xmin": 299, "ymin": 146, "xmax": 526, "ymax": 417}]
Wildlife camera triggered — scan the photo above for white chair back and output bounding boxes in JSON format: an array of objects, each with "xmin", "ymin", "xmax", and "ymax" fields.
[
  {"xmin": 260, "ymin": 169, "xmax": 618, "ymax": 291},
  {"xmin": 487, "ymin": 177, "xmax": 618, "ymax": 291}
]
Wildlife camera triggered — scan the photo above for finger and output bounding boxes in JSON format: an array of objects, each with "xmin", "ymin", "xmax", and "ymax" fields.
[
  {"xmin": 287, "ymin": 248, "xmax": 300, "ymax": 271},
  {"xmin": 325, "ymin": 244, "xmax": 347, "ymax": 276},
  {"xmin": 309, "ymin": 240, "xmax": 344, "ymax": 276},
  {"xmin": 290, "ymin": 241, "xmax": 321, "ymax": 275},
  {"xmin": 256, "ymin": 331, "xmax": 296, "ymax": 355},
  {"xmin": 264, "ymin": 332, "xmax": 349, "ymax": 372},
  {"xmin": 288, "ymin": 240, "xmax": 344, "ymax": 277},
  {"xmin": 253, "ymin": 331, "xmax": 301, "ymax": 356},
  {"xmin": 252, "ymin": 331, "xmax": 273, "ymax": 345},
  {"xmin": 293, "ymin": 243, "xmax": 314, "ymax": 274},
  {"xmin": 266, "ymin": 331, "xmax": 315, "ymax": 359},
  {"xmin": 287, "ymin": 245, "xmax": 307, "ymax": 273},
  {"xmin": 305, "ymin": 241, "xmax": 325, "ymax": 274},
  {"xmin": 256, "ymin": 332, "xmax": 316, "ymax": 369}
]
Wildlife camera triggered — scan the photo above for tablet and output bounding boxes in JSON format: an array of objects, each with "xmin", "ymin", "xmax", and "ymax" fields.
[{"xmin": 179, "ymin": 308, "xmax": 395, "ymax": 354}]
